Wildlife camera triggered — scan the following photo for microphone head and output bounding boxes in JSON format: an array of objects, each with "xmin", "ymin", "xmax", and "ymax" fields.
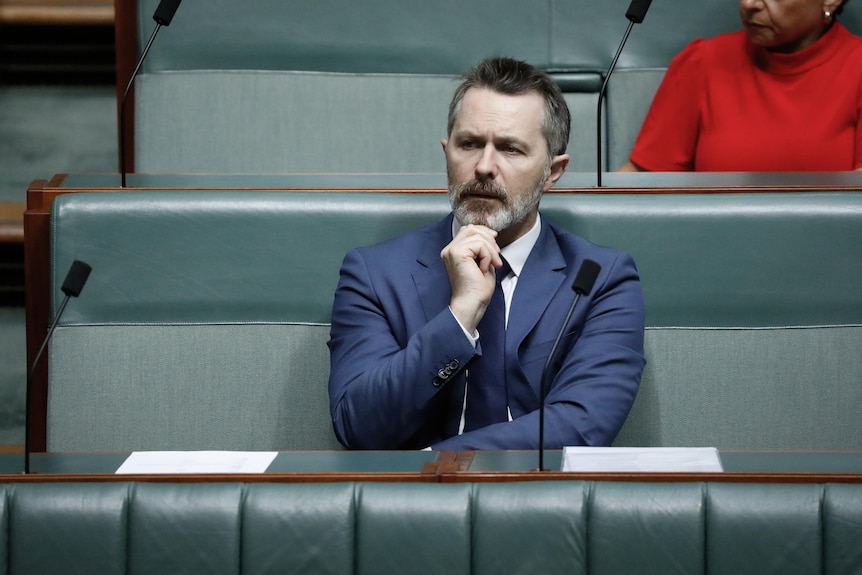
[
  {"xmin": 153, "ymin": 0, "xmax": 182, "ymax": 26},
  {"xmin": 61, "ymin": 260, "xmax": 92, "ymax": 298},
  {"xmin": 625, "ymin": 0, "xmax": 653, "ymax": 23},
  {"xmin": 571, "ymin": 259, "xmax": 601, "ymax": 296}
]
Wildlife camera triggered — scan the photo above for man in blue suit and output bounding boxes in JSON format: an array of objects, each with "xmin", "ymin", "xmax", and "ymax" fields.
[{"xmin": 328, "ymin": 57, "xmax": 645, "ymax": 450}]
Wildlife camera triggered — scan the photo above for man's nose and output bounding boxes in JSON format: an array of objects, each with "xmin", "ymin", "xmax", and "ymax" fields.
[{"xmin": 474, "ymin": 144, "xmax": 498, "ymax": 179}]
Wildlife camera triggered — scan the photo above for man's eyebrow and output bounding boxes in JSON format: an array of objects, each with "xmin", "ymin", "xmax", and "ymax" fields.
[
  {"xmin": 453, "ymin": 130, "xmax": 531, "ymax": 149},
  {"xmin": 451, "ymin": 129, "xmax": 480, "ymax": 140}
]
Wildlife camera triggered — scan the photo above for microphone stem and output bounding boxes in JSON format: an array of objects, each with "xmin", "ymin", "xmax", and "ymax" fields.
[
  {"xmin": 120, "ymin": 24, "xmax": 163, "ymax": 188},
  {"xmin": 24, "ymin": 294, "xmax": 71, "ymax": 474},
  {"xmin": 596, "ymin": 20, "xmax": 635, "ymax": 188},
  {"xmin": 538, "ymin": 293, "xmax": 582, "ymax": 471}
]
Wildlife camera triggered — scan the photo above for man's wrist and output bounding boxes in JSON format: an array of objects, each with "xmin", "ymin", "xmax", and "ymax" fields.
[{"xmin": 449, "ymin": 306, "xmax": 479, "ymax": 348}]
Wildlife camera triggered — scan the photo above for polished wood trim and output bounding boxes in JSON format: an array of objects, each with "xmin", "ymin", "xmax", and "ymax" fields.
[
  {"xmin": 24, "ymin": 182, "xmax": 52, "ymax": 453},
  {"xmin": 4, "ymin": 470, "xmax": 861, "ymax": 485},
  {"xmin": 0, "ymin": 0, "xmax": 113, "ymax": 26},
  {"xmin": 439, "ymin": 471, "xmax": 862, "ymax": 484},
  {"xmin": 0, "ymin": 472, "xmax": 442, "ymax": 483},
  {"xmin": 444, "ymin": 450, "xmax": 862, "ymax": 483},
  {"xmin": 0, "ymin": 202, "xmax": 25, "ymax": 243},
  {"xmin": 549, "ymin": 185, "xmax": 862, "ymax": 194}
]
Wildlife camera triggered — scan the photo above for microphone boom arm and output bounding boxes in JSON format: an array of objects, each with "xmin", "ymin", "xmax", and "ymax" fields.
[
  {"xmin": 596, "ymin": 20, "xmax": 635, "ymax": 188},
  {"xmin": 120, "ymin": 24, "xmax": 164, "ymax": 188}
]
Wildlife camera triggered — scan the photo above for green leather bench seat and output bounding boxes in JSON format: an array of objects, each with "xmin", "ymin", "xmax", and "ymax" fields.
[
  {"xmin": 3, "ymin": 480, "xmax": 862, "ymax": 574},
  {"xmin": 46, "ymin": 190, "xmax": 862, "ymax": 452}
]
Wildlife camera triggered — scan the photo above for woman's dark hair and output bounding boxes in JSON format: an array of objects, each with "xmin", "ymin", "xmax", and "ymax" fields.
[{"xmin": 835, "ymin": 0, "xmax": 849, "ymax": 16}]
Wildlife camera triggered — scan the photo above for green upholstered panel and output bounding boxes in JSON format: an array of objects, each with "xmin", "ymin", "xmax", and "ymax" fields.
[
  {"xmin": 606, "ymin": 69, "xmax": 666, "ymax": 170},
  {"xmin": 823, "ymin": 484, "xmax": 862, "ymax": 575},
  {"xmin": 706, "ymin": 483, "xmax": 823, "ymax": 575},
  {"xmin": 542, "ymin": 192, "xmax": 862, "ymax": 328},
  {"xmin": 135, "ymin": 0, "xmax": 789, "ymax": 73},
  {"xmin": 134, "ymin": 71, "xmax": 457, "ymax": 174},
  {"xmin": 128, "ymin": 483, "xmax": 243, "ymax": 575},
  {"xmin": 589, "ymin": 482, "xmax": 705, "ymax": 575},
  {"xmin": 0, "ymin": 485, "xmax": 6, "ymax": 575},
  {"xmin": 50, "ymin": 191, "xmax": 450, "ymax": 324},
  {"xmin": 46, "ymin": 326, "xmax": 862, "ymax": 453},
  {"xmin": 135, "ymin": 0, "xmax": 860, "ymax": 73},
  {"xmin": 241, "ymin": 483, "xmax": 355, "ymax": 575},
  {"xmin": 471, "ymin": 482, "xmax": 588, "ymax": 575},
  {"xmin": 137, "ymin": 0, "xmax": 553, "ymax": 75},
  {"xmin": 133, "ymin": 72, "xmax": 603, "ymax": 174},
  {"xmin": 356, "ymin": 483, "xmax": 472, "ymax": 575},
  {"xmin": 551, "ymin": 0, "xmax": 741, "ymax": 70},
  {"xmin": 51, "ymin": 191, "xmax": 862, "ymax": 328},
  {"xmin": 8, "ymin": 483, "xmax": 129, "ymax": 575},
  {"xmin": 55, "ymin": 170, "xmax": 862, "ymax": 190},
  {"xmin": 614, "ymin": 327, "xmax": 862, "ymax": 450},
  {"xmin": 46, "ymin": 324, "xmax": 340, "ymax": 452}
]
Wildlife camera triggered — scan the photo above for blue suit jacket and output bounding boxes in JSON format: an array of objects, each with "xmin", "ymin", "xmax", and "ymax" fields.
[{"xmin": 328, "ymin": 213, "xmax": 645, "ymax": 450}]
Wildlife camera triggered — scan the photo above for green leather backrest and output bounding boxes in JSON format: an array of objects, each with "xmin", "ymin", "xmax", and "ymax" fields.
[
  {"xmin": 50, "ymin": 191, "xmax": 862, "ymax": 328},
  {"xmin": 3, "ymin": 481, "xmax": 862, "ymax": 574},
  {"xmin": 135, "ymin": 0, "xmax": 750, "ymax": 74}
]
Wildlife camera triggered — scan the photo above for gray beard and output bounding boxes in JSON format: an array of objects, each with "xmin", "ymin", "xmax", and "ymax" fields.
[{"xmin": 448, "ymin": 165, "xmax": 549, "ymax": 231}]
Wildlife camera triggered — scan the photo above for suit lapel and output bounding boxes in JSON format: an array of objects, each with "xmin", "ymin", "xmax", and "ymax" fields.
[
  {"xmin": 413, "ymin": 215, "xmax": 454, "ymax": 322},
  {"xmin": 506, "ymin": 220, "xmax": 568, "ymax": 365}
]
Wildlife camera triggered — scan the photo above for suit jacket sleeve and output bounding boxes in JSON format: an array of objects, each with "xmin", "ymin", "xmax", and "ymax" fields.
[{"xmin": 328, "ymin": 245, "xmax": 478, "ymax": 449}]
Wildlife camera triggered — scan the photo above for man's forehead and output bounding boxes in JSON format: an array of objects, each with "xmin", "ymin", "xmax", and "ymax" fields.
[{"xmin": 454, "ymin": 88, "xmax": 545, "ymax": 133}]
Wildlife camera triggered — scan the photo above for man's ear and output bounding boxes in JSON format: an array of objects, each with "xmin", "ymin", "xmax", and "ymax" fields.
[
  {"xmin": 441, "ymin": 139, "xmax": 448, "ymax": 152},
  {"xmin": 544, "ymin": 154, "xmax": 570, "ymax": 190}
]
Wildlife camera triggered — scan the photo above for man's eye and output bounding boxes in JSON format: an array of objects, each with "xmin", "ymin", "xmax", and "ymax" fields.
[{"xmin": 460, "ymin": 141, "xmax": 477, "ymax": 149}]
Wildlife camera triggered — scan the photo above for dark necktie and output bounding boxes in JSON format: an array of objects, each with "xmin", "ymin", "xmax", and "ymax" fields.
[{"xmin": 464, "ymin": 258, "xmax": 511, "ymax": 432}]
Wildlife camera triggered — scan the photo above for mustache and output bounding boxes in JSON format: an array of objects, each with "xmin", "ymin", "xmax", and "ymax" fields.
[{"xmin": 453, "ymin": 179, "xmax": 508, "ymax": 201}]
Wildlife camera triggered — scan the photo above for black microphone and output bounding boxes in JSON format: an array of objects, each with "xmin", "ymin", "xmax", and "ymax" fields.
[
  {"xmin": 153, "ymin": 0, "xmax": 182, "ymax": 25},
  {"xmin": 625, "ymin": 0, "xmax": 653, "ymax": 23},
  {"xmin": 596, "ymin": 0, "xmax": 653, "ymax": 187},
  {"xmin": 537, "ymin": 259, "xmax": 601, "ymax": 471},
  {"xmin": 119, "ymin": 0, "xmax": 184, "ymax": 187},
  {"xmin": 24, "ymin": 260, "xmax": 92, "ymax": 474}
]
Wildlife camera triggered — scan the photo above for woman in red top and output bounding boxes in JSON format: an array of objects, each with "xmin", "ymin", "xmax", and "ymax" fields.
[{"xmin": 621, "ymin": 0, "xmax": 862, "ymax": 172}]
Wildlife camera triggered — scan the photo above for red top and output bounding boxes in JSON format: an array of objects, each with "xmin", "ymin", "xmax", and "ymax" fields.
[{"xmin": 629, "ymin": 22, "xmax": 862, "ymax": 171}]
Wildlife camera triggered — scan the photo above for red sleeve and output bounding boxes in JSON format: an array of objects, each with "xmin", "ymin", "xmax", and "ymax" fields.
[{"xmin": 629, "ymin": 40, "xmax": 706, "ymax": 171}]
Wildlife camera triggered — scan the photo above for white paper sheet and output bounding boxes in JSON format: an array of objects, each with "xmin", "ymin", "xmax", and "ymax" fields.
[
  {"xmin": 561, "ymin": 447, "xmax": 724, "ymax": 473},
  {"xmin": 115, "ymin": 451, "xmax": 278, "ymax": 475}
]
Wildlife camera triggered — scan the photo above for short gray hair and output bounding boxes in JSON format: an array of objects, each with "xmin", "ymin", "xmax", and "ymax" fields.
[{"xmin": 447, "ymin": 57, "xmax": 571, "ymax": 158}]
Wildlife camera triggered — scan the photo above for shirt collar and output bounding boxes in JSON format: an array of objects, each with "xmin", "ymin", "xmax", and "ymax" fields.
[{"xmin": 451, "ymin": 214, "xmax": 542, "ymax": 278}]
